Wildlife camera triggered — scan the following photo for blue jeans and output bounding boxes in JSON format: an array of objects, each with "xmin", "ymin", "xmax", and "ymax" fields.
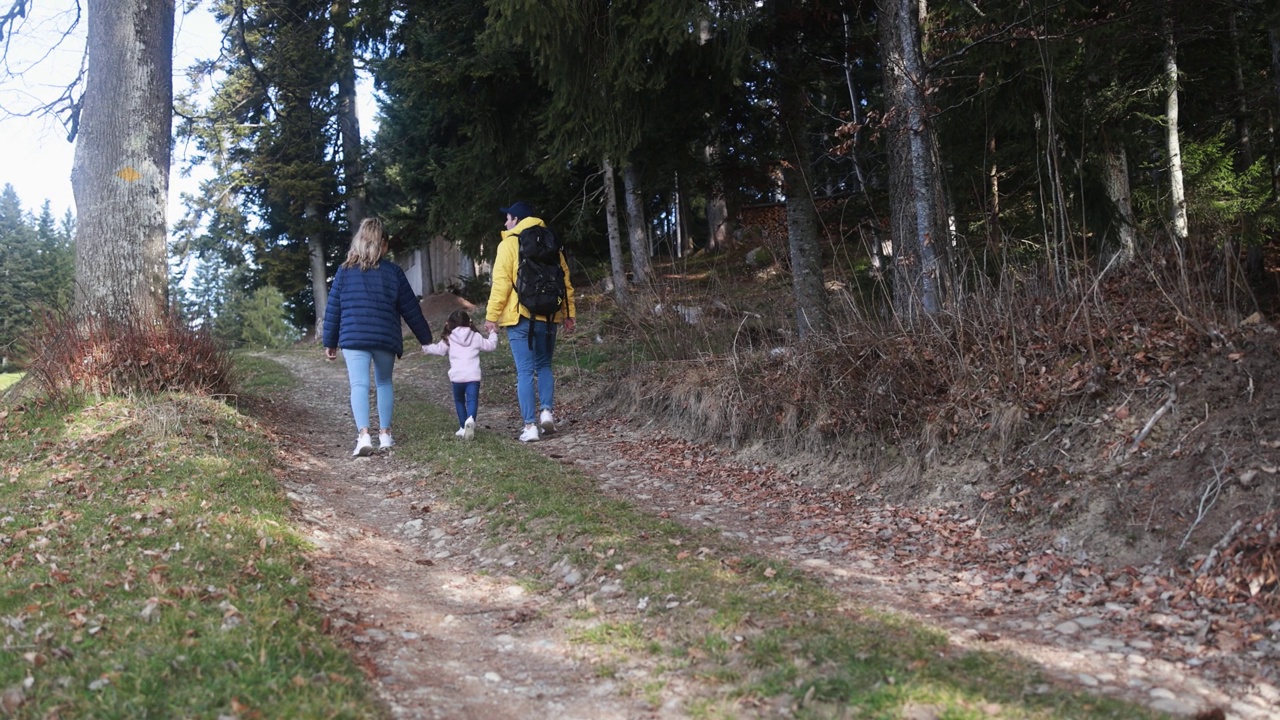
[
  {"xmin": 342, "ymin": 348, "xmax": 396, "ymax": 432},
  {"xmin": 505, "ymin": 316, "xmax": 556, "ymax": 425},
  {"xmin": 452, "ymin": 381, "xmax": 480, "ymax": 427}
]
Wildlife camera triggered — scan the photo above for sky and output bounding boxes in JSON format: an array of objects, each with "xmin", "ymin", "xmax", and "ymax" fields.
[
  {"xmin": 0, "ymin": 5, "xmax": 226, "ymax": 219},
  {"xmin": 0, "ymin": 4, "xmax": 377, "ymax": 225}
]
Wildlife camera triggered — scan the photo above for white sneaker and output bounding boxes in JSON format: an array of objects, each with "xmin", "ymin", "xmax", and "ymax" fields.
[
  {"xmin": 463, "ymin": 417, "xmax": 475, "ymax": 441},
  {"xmin": 518, "ymin": 424, "xmax": 541, "ymax": 443},
  {"xmin": 538, "ymin": 409, "xmax": 556, "ymax": 433},
  {"xmin": 378, "ymin": 432, "xmax": 394, "ymax": 450},
  {"xmin": 352, "ymin": 432, "xmax": 374, "ymax": 457},
  {"xmin": 455, "ymin": 427, "xmax": 466, "ymax": 438}
]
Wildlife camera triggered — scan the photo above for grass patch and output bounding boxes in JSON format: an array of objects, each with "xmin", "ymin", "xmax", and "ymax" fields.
[
  {"xmin": 0, "ymin": 373, "xmax": 21, "ymax": 393},
  {"xmin": 390, "ymin": 388, "xmax": 1172, "ymax": 719},
  {"xmin": 0, "ymin": 390, "xmax": 375, "ymax": 718},
  {"xmin": 232, "ymin": 350, "xmax": 299, "ymax": 395}
]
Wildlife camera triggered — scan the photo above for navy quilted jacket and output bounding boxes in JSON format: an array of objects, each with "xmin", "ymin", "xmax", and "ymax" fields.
[{"xmin": 321, "ymin": 261, "xmax": 433, "ymax": 357}]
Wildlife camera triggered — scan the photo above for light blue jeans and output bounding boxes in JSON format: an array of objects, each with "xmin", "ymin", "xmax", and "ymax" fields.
[
  {"xmin": 505, "ymin": 317, "xmax": 556, "ymax": 425},
  {"xmin": 342, "ymin": 348, "xmax": 396, "ymax": 432}
]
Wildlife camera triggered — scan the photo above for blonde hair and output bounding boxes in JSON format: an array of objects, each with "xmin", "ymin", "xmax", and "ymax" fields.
[{"xmin": 343, "ymin": 217, "xmax": 387, "ymax": 270}]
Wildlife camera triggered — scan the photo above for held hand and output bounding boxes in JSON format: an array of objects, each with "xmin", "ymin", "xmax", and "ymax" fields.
[
  {"xmin": 324, "ymin": 347, "xmax": 337, "ymax": 361},
  {"xmin": 421, "ymin": 344, "xmax": 431, "ymax": 355},
  {"xmin": 484, "ymin": 320, "xmax": 497, "ymax": 334},
  {"xmin": 563, "ymin": 317, "xmax": 576, "ymax": 334}
]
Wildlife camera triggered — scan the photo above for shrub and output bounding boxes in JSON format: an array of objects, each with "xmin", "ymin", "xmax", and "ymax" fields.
[{"xmin": 22, "ymin": 311, "xmax": 234, "ymax": 404}]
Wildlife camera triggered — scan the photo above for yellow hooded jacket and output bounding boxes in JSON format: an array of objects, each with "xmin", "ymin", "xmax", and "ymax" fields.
[{"xmin": 485, "ymin": 216, "xmax": 576, "ymax": 327}]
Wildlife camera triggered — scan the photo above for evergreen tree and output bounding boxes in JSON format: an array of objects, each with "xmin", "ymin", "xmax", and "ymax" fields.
[
  {"xmin": 238, "ymin": 285, "xmax": 302, "ymax": 348},
  {"xmin": 175, "ymin": 0, "xmax": 351, "ymax": 332},
  {"xmin": 0, "ymin": 185, "xmax": 43, "ymax": 367},
  {"xmin": 184, "ymin": 257, "xmax": 233, "ymax": 335},
  {"xmin": 34, "ymin": 200, "xmax": 75, "ymax": 313},
  {"xmin": 372, "ymin": 0, "xmax": 552, "ymax": 257}
]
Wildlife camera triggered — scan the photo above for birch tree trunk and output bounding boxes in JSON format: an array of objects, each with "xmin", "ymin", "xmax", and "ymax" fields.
[
  {"xmin": 880, "ymin": 0, "xmax": 948, "ymax": 321},
  {"xmin": 71, "ymin": 0, "xmax": 174, "ymax": 324},
  {"xmin": 621, "ymin": 163, "xmax": 653, "ymax": 287},
  {"xmin": 1164, "ymin": 16, "xmax": 1188, "ymax": 244},
  {"xmin": 602, "ymin": 157, "xmax": 629, "ymax": 306}
]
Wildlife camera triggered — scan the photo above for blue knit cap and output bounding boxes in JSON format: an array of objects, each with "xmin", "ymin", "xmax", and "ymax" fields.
[{"xmin": 500, "ymin": 201, "xmax": 534, "ymax": 219}]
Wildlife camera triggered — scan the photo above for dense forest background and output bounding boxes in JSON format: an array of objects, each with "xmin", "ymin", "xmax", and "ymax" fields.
[{"xmin": 2, "ymin": 0, "xmax": 1279, "ymax": 355}]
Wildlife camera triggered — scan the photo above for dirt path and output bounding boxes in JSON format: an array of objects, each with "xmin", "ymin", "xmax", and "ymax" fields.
[
  {"xmin": 265, "ymin": 350, "xmax": 1275, "ymax": 720},
  {"xmin": 266, "ymin": 352, "xmax": 668, "ymax": 720}
]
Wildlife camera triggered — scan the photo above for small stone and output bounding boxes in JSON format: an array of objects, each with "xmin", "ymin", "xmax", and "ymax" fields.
[
  {"xmin": 1, "ymin": 687, "xmax": 25, "ymax": 713},
  {"xmin": 1148, "ymin": 698, "xmax": 1197, "ymax": 716}
]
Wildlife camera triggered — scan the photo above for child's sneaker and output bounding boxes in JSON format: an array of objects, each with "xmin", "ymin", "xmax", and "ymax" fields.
[
  {"xmin": 378, "ymin": 432, "xmax": 394, "ymax": 450},
  {"xmin": 352, "ymin": 432, "xmax": 374, "ymax": 457},
  {"xmin": 518, "ymin": 424, "xmax": 541, "ymax": 443},
  {"xmin": 455, "ymin": 427, "xmax": 466, "ymax": 438},
  {"xmin": 463, "ymin": 417, "xmax": 476, "ymax": 441},
  {"xmin": 538, "ymin": 409, "xmax": 556, "ymax": 433}
]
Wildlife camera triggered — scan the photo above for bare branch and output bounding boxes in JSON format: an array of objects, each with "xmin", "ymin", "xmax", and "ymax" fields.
[
  {"xmin": 0, "ymin": 0, "xmax": 31, "ymax": 44},
  {"xmin": 0, "ymin": 0, "xmax": 85, "ymax": 141}
]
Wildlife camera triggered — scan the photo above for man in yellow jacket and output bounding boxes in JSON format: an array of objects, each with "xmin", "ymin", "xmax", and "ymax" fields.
[{"xmin": 484, "ymin": 201, "xmax": 576, "ymax": 442}]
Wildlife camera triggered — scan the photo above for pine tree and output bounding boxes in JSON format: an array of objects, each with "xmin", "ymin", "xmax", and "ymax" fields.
[
  {"xmin": 0, "ymin": 185, "xmax": 42, "ymax": 367},
  {"xmin": 239, "ymin": 285, "xmax": 301, "ymax": 348}
]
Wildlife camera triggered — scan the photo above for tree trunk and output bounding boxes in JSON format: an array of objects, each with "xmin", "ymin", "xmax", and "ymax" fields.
[
  {"xmin": 782, "ymin": 164, "xmax": 829, "ymax": 339},
  {"xmin": 71, "ymin": 0, "xmax": 174, "ymax": 324},
  {"xmin": 332, "ymin": 0, "xmax": 367, "ymax": 229},
  {"xmin": 1100, "ymin": 137, "xmax": 1137, "ymax": 266},
  {"xmin": 777, "ymin": 57, "xmax": 829, "ymax": 338},
  {"xmin": 1164, "ymin": 16, "xmax": 1188, "ymax": 244},
  {"xmin": 306, "ymin": 202, "xmax": 329, "ymax": 339},
  {"xmin": 880, "ymin": 0, "xmax": 948, "ymax": 322},
  {"xmin": 602, "ymin": 157, "xmax": 628, "ymax": 306},
  {"xmin": 1232, "ymin": 5, "xmax": 1264, "ymax": 283},
  {"xmin": 986, "ymin": 134, "xmax": 1000, "ymax": 244},
  {"xmin": 1229, "ymin": 6, "xmax": 1253, "ymax": 170},
  {"xmin": 704, "ymin": 144, "xmax": 730, "ymax": 252},
  {"xmin": 841, "ymin": 10, "xmax": 867, "ymax": 191},
  {"xmin": 621, "ymin": 163, "xmax": 653, "ymax": 287},
  {"xmin": 675, "ymin": 173, "xmax": 692, "ymax": 258},
  {"xmin": 1270, "ymin": 29, "xmax": 1280, "ymax": 201}
]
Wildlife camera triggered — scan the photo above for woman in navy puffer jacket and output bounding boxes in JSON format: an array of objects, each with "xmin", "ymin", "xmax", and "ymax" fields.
[{"xmin": 322, "ymin": 217, "xmax": 433, "ymax": 457}]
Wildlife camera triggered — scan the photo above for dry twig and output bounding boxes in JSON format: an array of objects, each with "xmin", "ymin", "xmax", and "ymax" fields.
[
  {"xmin": 1129, "ymin": 383, "xmax": 1177, "ymax": 455},
  {"xmin": 1179, "ymin": 450, "xmax": 1228, "ymax": 551}
]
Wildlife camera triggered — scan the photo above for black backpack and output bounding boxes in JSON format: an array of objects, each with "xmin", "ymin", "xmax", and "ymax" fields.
[{"xmin": 514, "ymin": 225, "xmax": 567, "ymax": 321}]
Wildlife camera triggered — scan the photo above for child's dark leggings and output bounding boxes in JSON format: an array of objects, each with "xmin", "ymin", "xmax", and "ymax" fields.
[{"xmin": 452, "ymin": 381, "xmax": 480, "ymax": 426}]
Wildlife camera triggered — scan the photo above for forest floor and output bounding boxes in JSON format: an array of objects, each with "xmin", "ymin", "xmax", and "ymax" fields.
[{"xmin": 253, "ymin": 285, "xmax": 1279, "ymax": 719}]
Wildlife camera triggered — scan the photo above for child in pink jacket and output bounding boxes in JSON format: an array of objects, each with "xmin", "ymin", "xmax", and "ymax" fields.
[{"xmin": 423, "ymin": 309, "xmax": 499, "ymax": 439}]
